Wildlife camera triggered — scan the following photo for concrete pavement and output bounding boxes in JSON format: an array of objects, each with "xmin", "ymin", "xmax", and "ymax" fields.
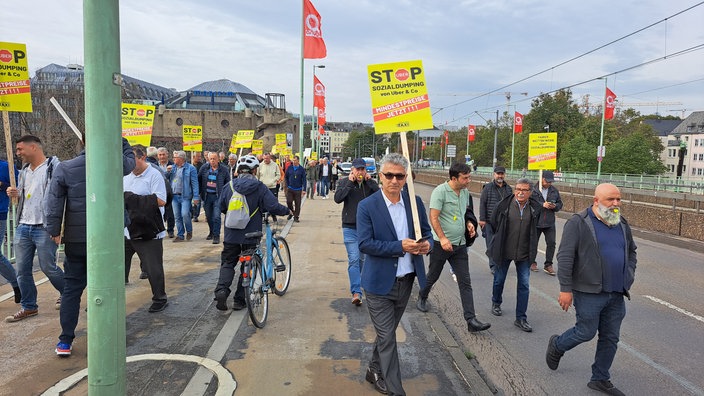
[{"xmin": 0, "ymin": 191, "xmax": 494, "ymax": 395}]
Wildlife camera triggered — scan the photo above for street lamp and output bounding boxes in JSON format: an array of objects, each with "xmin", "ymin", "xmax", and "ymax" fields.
[{"xmin": 312, "ymin": 64, "xmax": 325, "ymax": 156}]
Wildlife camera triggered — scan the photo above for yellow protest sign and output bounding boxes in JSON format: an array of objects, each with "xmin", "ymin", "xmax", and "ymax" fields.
[
  {"xmin": 183, "ymin": 125, "xmax": 203, "ymax": 152},
  {"xmin": 275, "ymin": 133, "xmax": 287, "ymax": 145},
  {"xmin": 251, "ymin": 140, "xmax": 263, "ymax": 155},
  {"xmin": 121, "ymin": 103, "xmax": 155, "ymax": 146},
  {"xmin": 367, "ymin": 60, "xmax": 433, "ymax": 134},
  {"xmin": 310, "ymin": 151, "xmax": 318, "ymax": 160},
  {"xmin": 0, "ymin": 42, "xmax": 32, "ymax": 112},
  {"xmin": 528, "ymin": 133, "xmax": 558, "ymax": 170},
  {"xmin": 234, "ymin": 130, "xmax": 254, "ymax": 148}
]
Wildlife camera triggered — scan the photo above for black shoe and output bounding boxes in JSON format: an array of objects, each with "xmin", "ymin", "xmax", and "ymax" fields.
[
  {"xmin": 206, "ymin": 234, "xmax": 213, "ymax": 240},
  {"xmin": 139, "ymin": 271, "xmax": 149, "ymax": 280},
  {"xmin": 212, "ymin": 236, "xmax": 220, "ymax": 244},
  {"xmin": 294, "ymin": 217, "xmax": 300, "ymax": 223},
  {"xmin": 546, "ymin": 334, "xmax": 564, "ymax": 370},
  {"xmin": 13, "ymin": 287, "xmax": 21, "ymax": 304},
  {"xmin": 514, "ymin": 319, "xmax": 533, "ymax": 332},
  {"xmin": 287, "ymin": 214, "xmax": 293, "ymax": 220},
  {"xmin": 148, "ymin": 301, "xmax": 168, "ymax": 313},
  {"xmin": 168, "ymin": 232, "xmax": 174, "ymax": 238},
  {"xmin": 365, "ymin": 367, "xmax": 388, "ymax": 395},
  {"xmin": 214, "ymin": 290, "xmax": 228, "ymax": 311},
  {"xmin": 491, "ymin": 303, "xmax": 502, "ymax": 316},
  {"xmin": 232, "ymin": 300, "xmax": 246, "ymax": 311},
  {"xmin": 416, "ymin": 297, "xmax": 428, "ymax": 312},
  {"xmin": 587, "ymin": 380, "xmax": 626, "ymax": 396},
  {"xmin": 467, "ymin": 317, "xmax": 491, "ymax": 332}
]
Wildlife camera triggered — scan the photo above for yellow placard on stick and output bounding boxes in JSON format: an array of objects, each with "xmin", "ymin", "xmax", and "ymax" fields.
[
  {"xmin": 0, "ymin": 42, "xmax": 32, "ymax": 112},
  {"xmin": 234, "ymin": 130, "xmax": 254, "ymax": 149},
  {"xmin": 367, "ymin": 59, "xmax": 434, "ymax": 134},
  {"xmin": 275, "ymin": 133, "xmax": 287, "ymax": 145},
  {"xmin": 527, "ymin": 132, "xmax": 558, "ymax": 170},
  {"xmin": 121, "ymin": 103, "xmax": 155, "ymax": 146},
  {"xmin": 251, "ymin": 140, "xmax": 263, "ymax": 155},
  {"xmin": 183, "ymin": 125, "xmax": 203, "ymax": 152}
]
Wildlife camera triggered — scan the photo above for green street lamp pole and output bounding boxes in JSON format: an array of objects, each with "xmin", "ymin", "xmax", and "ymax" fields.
[{"xmin": 84, "ymin": 0, "xmax": 127, "ymax": 393}]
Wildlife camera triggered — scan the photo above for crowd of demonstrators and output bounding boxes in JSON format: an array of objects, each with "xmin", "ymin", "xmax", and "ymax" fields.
[
  {"xmin": 0, "ymin": 159, "xmax": 20, "ymax": 303},
  {"xmin": 198, "ymin": 152, "xmax": 230, "ymax": 245},
  {"xmin": 356, "ymin": 153, "xmax": 432, "ymax": 396},
  {"xmin": 285, "ymin": 156, "xmax": 306, "ymax": 222},
  {"xmin": 416, "ymin": 163, "xmax": 491, "ymax": 333},
  {"xmin": 487, "ymin": 177, "xmax": 541, "ymax": 333},
  {"xmin": 5, "ymin": 135, "xmax": 64, "ymax": 323},
  {"xmin": 304, "ymin": 159, "xmax": 319, "ymax": 199},
  {"xmin": 43, "ymin": 137, "xmax": 135, "ymax": 356},
  {"xmin": 530, "ymin": 170, "xmax": 562, "ymax": 275},
  {"xmin": 479, "ymin": 166, "xmax": 512, "ymax": 274},
  {"xmin": 333, "ymin": 157, "xmax": 379, "ymax": 306},
  {"xmin": 213, "ymin": 155, "xmax": 291, "ymax": 311},
  {"xmin": 167, "ymin": 151, "xmax": 200, "ymax": 242}
]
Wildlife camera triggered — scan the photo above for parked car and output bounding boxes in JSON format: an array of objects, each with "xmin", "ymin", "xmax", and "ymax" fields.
[{"xmin": 338, "ymin": 162, "xmax": 352, "ymax": 176}]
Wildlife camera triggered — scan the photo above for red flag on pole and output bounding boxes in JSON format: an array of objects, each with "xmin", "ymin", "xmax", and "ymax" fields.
[
  {"xmin": 468, "ymin": 124, "xmax": 476, "ymax": 142},
  {"xmin": 303, "ymin": 0, "xmax": 327, "ymax": 59},
  {"xmin": 514, "ymin": 112, "xmax": 523, "ymax": 134},
  {"xmin": 604, "ymin": 87, "xmax": 616, "ymax": 120},
  {"xmin": 317, "ymin": 105, "xmax": 326, "ymax": 126},
  {"xmin": 313, "ymin": 75, "xmax": 326, "ymax": 108},
  {"xmin": 422, "ymin": 140, "xmax": 426, "ymax": 150},
  {"xmin": 444, "ymin": 130, "xmax": 449, "ymax": 145}
]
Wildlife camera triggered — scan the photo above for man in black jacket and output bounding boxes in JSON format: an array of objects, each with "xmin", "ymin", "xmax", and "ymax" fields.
[
  {"xmin": 45, "ymin": 137, "xmax": 135, "ymax": 356},
  {"xmin": 487, "ymin": 177, "xmax": 540, "ymax": 333},
  {"xmin": 198, "ymin": 152, "xmax": 230, "ymax": 244},
  {"xmin": 333, "ymin": 158, "xmax": 379, "ymax": 306},
  {"xmin": 546, "ymin": 183, "xmax": 636, "ymax": 396},
  {"xmin": 479, "ymin": 166, "xmax": 513, "ymax": 274},
  {"xmin": 530, "ymin": 170, "xmax": 562, "ymax": 275}
]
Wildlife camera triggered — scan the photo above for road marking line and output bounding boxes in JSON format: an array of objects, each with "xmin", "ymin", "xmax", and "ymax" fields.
[
  {"xmin": 42, "ymin": 354, "xmax": 237, "ymax": 396},
  {"xmin": 643, "ymin": 295, "xmax": 704, "ymax": 323}
]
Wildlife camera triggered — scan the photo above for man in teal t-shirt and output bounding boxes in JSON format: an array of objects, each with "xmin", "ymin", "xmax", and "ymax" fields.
[{"xmin": 416, "ymin": 162, "xmax": 491, "ymax": 333}]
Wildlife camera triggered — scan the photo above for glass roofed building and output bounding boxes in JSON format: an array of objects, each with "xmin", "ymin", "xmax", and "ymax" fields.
[{"xmin": 164, "ymin": 79, "xmax": 267, "ymax": 112}]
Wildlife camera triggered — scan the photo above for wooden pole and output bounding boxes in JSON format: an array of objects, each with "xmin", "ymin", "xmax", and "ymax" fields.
[
  {"xmin": 2, "ymin": 111, "xmax": 17, "ymax": 205},
  {"xmin": 399, "ymin": 132, "xmax": 422, "ymax": 241}
]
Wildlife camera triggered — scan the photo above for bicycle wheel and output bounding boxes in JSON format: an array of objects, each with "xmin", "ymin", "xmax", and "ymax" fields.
[
  {"xmin": 244, "ymin": 255, "xmax": 268, "ymax": 328},
  {"xmin": 271, "ymin": 236, "xmax": 292, "ymax": 296}
]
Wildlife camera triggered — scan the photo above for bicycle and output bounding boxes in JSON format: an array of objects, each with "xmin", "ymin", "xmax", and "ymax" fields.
[{"xmin": 239, "ymin": 213, "xmax": 292, "ymax": 328}]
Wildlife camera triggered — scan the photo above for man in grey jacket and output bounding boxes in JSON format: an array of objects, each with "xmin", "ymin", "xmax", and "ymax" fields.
[
  {"xmin": 479, "ymin": 166, "xmax": 512, "ymax": 274},
  {"xmin": 546, "ymin": 183, "xmax": 637, "ymax": 396}
]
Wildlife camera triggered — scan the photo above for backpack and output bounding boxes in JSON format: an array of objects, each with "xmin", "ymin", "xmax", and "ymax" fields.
[{"xmin": 224, "ymin": 181, "xmax": 259, "ymax": 229}]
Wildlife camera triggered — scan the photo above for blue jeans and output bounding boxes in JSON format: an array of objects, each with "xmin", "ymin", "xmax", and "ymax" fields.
[
  {"xmin": 59, "ymin": 242, "xmax": 87, "ymax": 345},
  {"xmin": 342, "ymin": 227, "xmax": 365, "ymax": 295},
  {"xmin": 0, "ymin": 219, "xmax": 18, "ymax": 287},
  {"xmin": 318, "ymin": 176, "xmax": 329, "ymax": 196},
  {"xmin": 14, "ymin": 223, "xmax": 63, "ymax": 310},
  {"xmin": 554, "ymin": 291, "xmax": 626, "ymax": 382},
  {"xmin": 172, "ymin": 194, "xmax": 193, "ymax": 239},
  {"xmin": 492, "ymin": 259, "xmax": 530, "ymax": 320},
  {"xmin": 203, "ymin": 193, "xmax": 221, "ymax": 238}
]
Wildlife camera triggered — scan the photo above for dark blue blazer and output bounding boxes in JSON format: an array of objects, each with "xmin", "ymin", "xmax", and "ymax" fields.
[{"xmin": 357, "ymin": 190, "xmax": 432, "ymax": 295}]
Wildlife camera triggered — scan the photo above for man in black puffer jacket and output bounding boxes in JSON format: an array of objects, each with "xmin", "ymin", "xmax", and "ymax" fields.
[{"xmin": 44, "ymin": 137, "xmax": 135, "ymax": 356}]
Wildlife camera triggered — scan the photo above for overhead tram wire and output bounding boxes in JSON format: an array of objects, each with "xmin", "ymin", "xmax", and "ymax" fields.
[
  {"xmin": 449, "ymin": 42, "xmax": 704, "ymax": 124},
  {"xmin": 440, "ymin": 1, "xmax": 704, "ymax": 117}
]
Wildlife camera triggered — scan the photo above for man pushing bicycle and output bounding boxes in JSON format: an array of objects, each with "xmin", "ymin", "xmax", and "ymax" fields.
[{"xmin": 213, "ymin": 154, "xmax": 291, "ymax": 311}]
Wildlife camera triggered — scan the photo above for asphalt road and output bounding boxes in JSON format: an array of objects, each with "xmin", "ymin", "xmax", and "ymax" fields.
[{"xmin": 412, "ymin": 182, "xmax": 704, "ymax": 396}]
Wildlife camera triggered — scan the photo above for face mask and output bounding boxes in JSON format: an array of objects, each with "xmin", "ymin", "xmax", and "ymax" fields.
[{"xmin": 597, "ymin": 203, "xmax": 621, "ymax": 226}]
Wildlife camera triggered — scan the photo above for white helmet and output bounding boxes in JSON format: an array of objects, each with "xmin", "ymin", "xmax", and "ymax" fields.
[{"xmin": 236, "ymin": 154, "xmax": 260, "ymax": 173}]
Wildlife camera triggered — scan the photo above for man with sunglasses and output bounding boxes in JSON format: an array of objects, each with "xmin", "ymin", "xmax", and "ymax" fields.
[
  {"xmin": 416, "ymin": 163, "xmax": 491, "ymax": 333},
  {"xmin": 334, "ymin": 158, "xmax": 379, "ymax": 306},
  {"xmin": 487, "ymin": 178, "xmax": 541, "ymax": 332},
  {"xmin": 357, "ymin": 153, "xmax": 432, "ymax": 396}
]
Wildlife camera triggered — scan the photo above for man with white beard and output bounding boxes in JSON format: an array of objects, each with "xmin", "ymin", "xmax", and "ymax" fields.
[{"xmin": 546, "ymin": 183, "xmax": 637, "ymax": 396}]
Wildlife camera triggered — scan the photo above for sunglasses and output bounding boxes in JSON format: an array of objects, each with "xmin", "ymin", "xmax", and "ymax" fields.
[{"xmin": 381, "ymin": 172, "xmax": 407, "ymax": 181}]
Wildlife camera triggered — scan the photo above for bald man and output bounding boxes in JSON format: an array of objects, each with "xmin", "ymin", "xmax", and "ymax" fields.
[{"xmin": 546, "ymin": 183, "xmax": 637, "ymax": 396}]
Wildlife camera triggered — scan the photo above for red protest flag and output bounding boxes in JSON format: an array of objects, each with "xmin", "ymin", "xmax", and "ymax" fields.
[
  {"xmin": 604, "ymin": 87, "xmax": 616, "ymax": 120},
  {"xmin": 303, "ymin": 0, "xmax": 327, "ymax": 59},
  {"xmin": 317, "ymin": 105, "xmax": 326, "ymax": 126},
  {"xmin": 468, "ymin": 124, "xmax": 476, "ymax": 142},
  {"xmin": 313, "ymin": 75, "xmax": 326, "ymax": 108},
  {"xmin": 514, "ymin": 112, "xmax": 523, "ymax": 134},
  {"xmin": 422, "ymin": 140, "xmax": 426, "ymax": 150}
]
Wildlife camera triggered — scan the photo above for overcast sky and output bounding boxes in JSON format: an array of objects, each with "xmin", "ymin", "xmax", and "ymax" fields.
[{"xmin": 3, "ymin": 0, "xmax": 704, "ymax": 127}]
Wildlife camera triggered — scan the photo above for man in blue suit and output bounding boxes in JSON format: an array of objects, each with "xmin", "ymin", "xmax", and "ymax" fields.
[{"xmin": 356, "ymin": 153, "xmax": 432, "ymax": 396}]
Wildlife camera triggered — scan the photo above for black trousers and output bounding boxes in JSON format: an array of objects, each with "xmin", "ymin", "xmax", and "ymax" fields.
[
  {"xmin": 125, "ymin": 238, "xmax": 167, "ymax": 303},
  {"xmin": 286, "ymin": 189, "xmax": 302, "ymax": 218},
  {"xmin": 215, "ymin": 242, "xmax": 257, "ymax": 303},
  {"xmin": 530, "ymin": 226, "xmax": 557, "ymax": 267},
  {"xmin": 420, "ymin": 241, "xmax": 477, "ymax": 321}
]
